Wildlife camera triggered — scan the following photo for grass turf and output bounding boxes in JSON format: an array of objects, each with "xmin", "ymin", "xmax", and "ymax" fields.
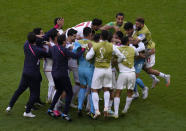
[{"xmin": 0, "ymin": 0, "xmax": 186, "ymax": 130}]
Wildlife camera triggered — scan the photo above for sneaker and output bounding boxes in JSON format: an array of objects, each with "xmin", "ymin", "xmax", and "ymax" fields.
[
  {"xmin": 78, "ymin": 109, "xmax": 83, "ymax": 117},
  {"xmin": 142, "ymin": 87, "xmax": 149, "ymax": 99},
  {"xmin": 47, "ymin": 109, "xmax": 56, "ymax": 117},
  {"xmin": 61, "ymin": 113, "xmax": 72, "ymax": 121},
  {"xmin": 132, "ymin": 92, "xmax": 139, "ymax": 99},
  {"xmin": 70, "ymin": 103, "xmax": 78, "ymax": 109},
  {"xmin": 108, "ymin": 110, "xmax": 114, "ymax": 117},
  {"xmin": 113, "ymin": 114, "xmax": 119, "ymax": 119},
  {"xmin": 53, "ymin": 110, "xmax": 61, "ymax": 117},
  {"xmin": 87, "ymin": 112, "xmax": 94, "ymax": 119},
  {"xmin": 121, "ymin": 108, "xmax": 128, "ymax": 114},
  {"xmin": 6, "ymin": 106, "xmax": 12, "ymax": 112},
  {"xmin": 93, "ymin": 110, "xmax": 101, "ymax": 119},
  {"xmin": 23, "ymin": 112, "xmax": 36, "ymax": 118},
  {"xmin": 152, "ymin": 78, "xmax": 160, "ymax": 88},
  {"xmin": 165, "ymin": 74, "xmax": 171, "ymax": 87}
]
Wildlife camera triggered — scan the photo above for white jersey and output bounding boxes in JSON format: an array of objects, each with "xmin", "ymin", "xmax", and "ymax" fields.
[
  {"xmin": 72, "ymin": 21, "xmax": 92, "ymax": 38},
  {"xmin": 57, "ymin": 29, "xmax": 64, "ymax": 35},
  {"xmin": 43, "ymin": 42, "xmax": 55, "ymax": 72},
  {"xmin": 66, "ymin": 42, "xmax": 78, "ymax": 68}
]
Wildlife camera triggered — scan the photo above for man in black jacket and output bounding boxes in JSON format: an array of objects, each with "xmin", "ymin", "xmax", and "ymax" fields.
[
  {"xmin": 48, "ymin": 34, "xmax": 85, "ymax": 121},
  {"xmin": 6, "ymin": 32, "xmax": 49, "ymax": 117}
]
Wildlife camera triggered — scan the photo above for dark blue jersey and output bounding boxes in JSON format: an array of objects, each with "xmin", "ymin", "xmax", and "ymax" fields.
[
  {"xmin": 23, "ymin": 41, "xmax": 49, "ymax": 75},
  {"xmin": 50, "ymin": 45, "xmax": 83, "ymax": 77}
]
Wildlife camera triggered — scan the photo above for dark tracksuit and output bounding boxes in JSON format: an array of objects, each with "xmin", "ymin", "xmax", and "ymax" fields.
[
  {"xmin": 9, "ymin": 41, "xmax": 49, "ymax": 113},
  {"xmin": 49, "ymin": 44, "xmax": 83, "ymax": 114}
]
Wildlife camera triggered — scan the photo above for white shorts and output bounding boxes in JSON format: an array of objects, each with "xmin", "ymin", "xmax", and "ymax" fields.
[
  {"xmin": 116, "ymin": 72, "xmax": 136, "ymax": 90},
  {"xmin": 145, "ymin": 54, "xmax": 155, "ymax": 68},
  {"xmin": 91, "ymin": 67, "xmax": 112, "ymax": 89},
  {"xmin": 69, "ymin": 66, "xmax": 80, "ymax": 83},
  {"xmin": 44, "ymin": 71, "xmax": 55, "ymax": 87},
  {"xmin": 111, "ymin": 70, "xmax": 117, "ymax": 90}
]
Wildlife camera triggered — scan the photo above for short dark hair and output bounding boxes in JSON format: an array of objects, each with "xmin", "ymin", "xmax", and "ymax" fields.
[
  {"xmin": 115, "ymin": 31, "xmax": 123, "ymax": 40},
  {"xmin": 124, "ymin": 22, "xmax": 133, "ymax": 30},
  {"xmin": 116, "ymin": 12, "xmax": 124, "ymax": 18},
  {"xmin": 136, "ymin": 17, "xmax": 145, "ymax": 24},
  {"xmin": 27, "ymin": 32, "xmax": 36, "ymax": 44},
  {"xmin": 121, "ymin": 36, "xmax": 129, "ymax": 45},
  {"xmin": 108, "ymin": 32, "xmax": 113, "ymax": 42},
  {"xmin": 93, "ymin": 33, "xmax": 100, "ymax": 42},
  {"xmin": 92, "ymin": 18, "xmax": 102, "ymax": 26},
  {"xmin": 50, "ymin": 29, "xmax": 58, "ymax": 41},
  {"xmin": 57, "ymin": 34, "xmax": 66, "ymax": 45},
  {"xmin": 101, "ymin": 30, "xmax": 109, "ymax": 41},
  {"xmin": 33, "ymin": 28, "xmax": 42, "ymax": 35},
  {"xmin": 83, "ymin": 27, "xmax": 92, "ymax": 37},
  {"xmin": 67, "ymin": 28, "xmax": 77, "ymax": 37},
  {"xmin": 54, "ymin": 17, "xmax": 62, "ymax": 25}
]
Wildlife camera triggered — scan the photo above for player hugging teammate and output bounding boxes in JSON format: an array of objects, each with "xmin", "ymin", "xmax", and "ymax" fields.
[{"xmin": 5, "ymin": 14, "xmax": 170, "ymax": 121}]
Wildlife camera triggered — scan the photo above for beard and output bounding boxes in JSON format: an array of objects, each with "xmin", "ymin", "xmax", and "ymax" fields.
[{"xmin": 136, "ymin": 26, "xmax": 142, "ymax": 31}]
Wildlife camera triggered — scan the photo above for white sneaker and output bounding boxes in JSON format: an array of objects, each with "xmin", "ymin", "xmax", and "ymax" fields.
[
  {"xmin": 70, "ymin": 103, "xmax": 78, "ymax": 109},
  {"xmin": 93, "ymin": 110, "xmax": 101, "ymax": 119},
  {"xmin": 165, "ymin": 74, "xmax": 171, "ymax": 87},
  {"xmin": 23, "ymin": 112, "xmax": 36, "ymax": 118},
  {"xmin": 152, "ymin": 78, "xmax": 160, "ymax": 88},
  {"xmin": 113, "ymin": 114, "xmax": 119, "ymax": 119},
  {"xmin": 132, "ymin": 92, "xmax": 139, "ymax": 99},
  {"xmin": 6, "ymin": 106, "xmax": 11, "ymax": 112},
  {"xmin": 122, "ymin": 108, "xmax": 128, "ymax": 114},
  {"xmin": 142, "ymin": 87, "xmax": 149, "ymax": 99}
]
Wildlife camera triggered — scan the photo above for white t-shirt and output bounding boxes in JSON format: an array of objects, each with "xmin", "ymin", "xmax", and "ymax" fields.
[
  {"xmin": 43, "ymin": 42, "xmax": 55, "ymax": 72},
  {"xmin": 72, "ymin": 21, "xmax": 92, "ymax": 38}
]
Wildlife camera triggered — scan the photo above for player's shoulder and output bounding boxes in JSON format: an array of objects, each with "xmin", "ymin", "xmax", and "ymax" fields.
[{"xmin": 106, "ymin": 21, "xmax": 115, "ymax": 26}]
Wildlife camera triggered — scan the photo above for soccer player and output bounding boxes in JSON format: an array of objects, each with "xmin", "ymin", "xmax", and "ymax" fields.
[
  {"xmin": 124, "ymin": 22, "xmax": 148, "ymax": 99},
  {"xmin": 70, "ymin": 18, "xmax": 102, "ymax": 39},
  {"xmin": 66, "ymin": 28, "xmax": 81, "ymax": 108},
  {"xmin": 43, "ymin": 29, "xmax": 59, "ymax": 103},
  {"xmin": 47, "ymin": 34, "xmax": 85, "ymax": 121},
  {"xmin": 6, "ymin": 32, "xmax": 49, "ymax": 117},
  {"xmin": 114, "ymin": 36, "xmax": 139, "ymax": 118},
  {"xmin": 134, "ymin": 17, "xmax": 170, "ymax": 88},
  {"xmin": 72, "ymin": 27, "xmax": 95, "ymax": 117},
  {"xmin": 100, "ymin": 12, "xmax": 127, "ymax": 35},
  {"xmin": 86, "ymin": 30, "xmax": 125, "ymax": 118},
  {"xmin": 54, "ymin": 17, "xmax": 64, "ymax": 35}
]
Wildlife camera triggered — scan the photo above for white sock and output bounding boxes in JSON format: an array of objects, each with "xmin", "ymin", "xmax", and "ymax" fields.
[
  {"xmin": 124, "ymin": 97, "xmax": 133, "ymax": 111},
  {"xmin": 159, "ymin": 72, "xmax": 167, "ymax": 79},
  {"xmin": 104, "ymin": 91, "xmax": 110, "ymax": 110},
  {"xmin": 92, "ymin": 92, "xmax": 99, "ymax": 111},
  {"xmin": 149, "ymin": 74, "xmax": 158, "ymax": 80},
  {"xmin": 108, "ymin": 99, "xmax": 113, "ymax": 110},
  {"xmin": 114, "ymin": 97, "xmax": 120, "ymax": 115}
]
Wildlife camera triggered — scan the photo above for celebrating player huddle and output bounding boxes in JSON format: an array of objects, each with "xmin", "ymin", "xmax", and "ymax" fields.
[{"xmin": 5, "ymin": 12, "xmax": 170, "ymax": 121}]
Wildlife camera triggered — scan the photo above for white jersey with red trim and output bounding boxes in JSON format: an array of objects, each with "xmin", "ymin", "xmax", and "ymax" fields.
[
  {"xmin": 43, "ymin": 42, "xmax": 55, "ymax": 72},
  {"xmin": 72, "ymin": 21, "xmax": 92, "ymax": 38}
]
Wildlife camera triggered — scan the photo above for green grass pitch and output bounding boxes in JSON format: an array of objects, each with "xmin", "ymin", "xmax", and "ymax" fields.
[{"xmin": 0, "ymin": 0, "xmax": 186, "ymax": 130}]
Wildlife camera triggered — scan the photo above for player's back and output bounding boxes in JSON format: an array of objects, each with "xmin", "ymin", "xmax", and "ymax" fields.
[
  {"xmin": 118, "ymin": 45, "xmax": 135, "ymax": 69},
  {"xmin": 93, "ymin": 41, "xmax": 113, "ymax": 68},
  {"xmin": 72, "ymin": 21, "xmax": 92, "ymax": 38}
]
